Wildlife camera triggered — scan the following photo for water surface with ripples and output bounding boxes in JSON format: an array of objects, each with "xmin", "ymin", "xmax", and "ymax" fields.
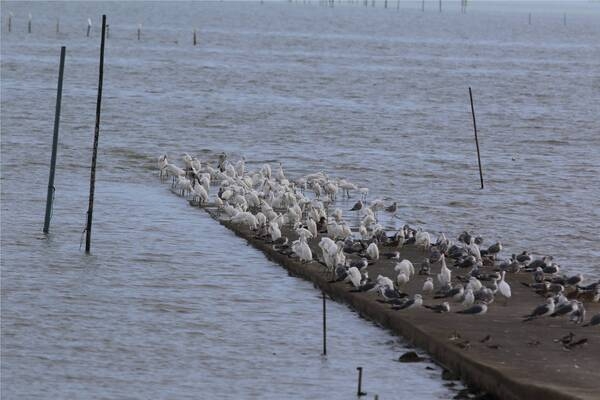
[{"xmin": 2, "ymin": 1, "xmax": 599, "ymax": 399}]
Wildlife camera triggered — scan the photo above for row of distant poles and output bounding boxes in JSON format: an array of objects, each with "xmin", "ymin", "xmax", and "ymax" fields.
[
  {"xmin": 5, "ymin": 13, "xmax": 199, "ymax": 45},
  {"xmin": 302, "ymin": 0, "xmax": 570, "ymax": 22}
]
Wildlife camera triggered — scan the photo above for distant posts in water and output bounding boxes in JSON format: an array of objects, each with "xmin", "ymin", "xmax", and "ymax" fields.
[
  {"xmin": 137, "ymin": 23, "xmax": 142, "ymax": 40},
  {"xmin": 56, "ymin": 18, "xmax": 59, "ymax": 34},
  {"xmin": 439, "ymin": 0, "xmax": 442, "ymax": 13},
  {"xmin": 8, "ymin": 12, "xmax": 13, "ymax": 33},
  {"xmin": 106, "ymin": 24, "xmax": 110, "ymax": 39},
  {"xmin": 28, "ymin": 13, "xmax": 32, "ymax": 33},
  {"xmin": 87, "ymin": 18, "xmax": 92, "ymax": 37},
  {"xmin": 460, "ymin": 0, "xmax": 467, "ymax": 14},
  {"xmin": 384, "ymin": 0, "xmax": 387, "ymax": 8},
  {"xmin": 193, "ymin": 29, "xmax": 197, "ymax": 46}
]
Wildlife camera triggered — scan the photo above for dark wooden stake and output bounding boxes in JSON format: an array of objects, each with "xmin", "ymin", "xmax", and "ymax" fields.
[
  {"xmin": 137, "ymin": 24, "xmax": 141, "ymax": 40},
  {"xmin": 43, "ymin": 46, "xmax": 66, "ymax": 234},
  {"xmin": 8, "ymin": 13, "xmax": 11, "ymax": 32},
  {"xmin": 193, "ymin": 29, "xmax": 197, "ymax": 46},
  {"xmin": 356, "ymin": 367, "xmax": 367, "ymax": 396},
  {"xmin": 56, "ymin": 18, "xmax": 59, "ymax": 34},
  {"xmin": 28, "ymin": 14, "xmax": 32, "ymax": 33},
  {"xmin": 106, "ymin": 24, "xmax": 109, "ymax": 39},
  {"xmin": 469, "ymin": 87, "xmax": 484, "ymax": 189},
  {"xmin": 322, "ymin": 291, "xmax": 327, "ymax": 356},
  {"xmin": 85, "ymin": 15, "xmax": 107, "ymax": 254},
  {"xmin": 87, "ymin": 22, "xmax": 91, "ymax": 37}
]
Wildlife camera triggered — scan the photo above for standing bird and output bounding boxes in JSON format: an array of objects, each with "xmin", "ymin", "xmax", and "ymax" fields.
[
  {"xmin": 462, "ymin": 288, "xmax": 475, "ymax": 308},
  {"xmin": 497, "ymin": 271, "xmax": 512, "ymax": 304},
  {"xmin": 422, "ymin": 277, "xmax": 434, "ymax": 294},
  {"xmin": 523, "ymin": 298, "xmax": 555, "ymax": 322},
  {"xmin": 385, "ymin": 202, "xmax": 398, "ymax": 213},
  {"xmin": 366, "ymin": 242, "xmax": 379, "ymax": 261},
  {"xmin": 349, "ymin": 200, "xmax": 363, "ymax": 212}
]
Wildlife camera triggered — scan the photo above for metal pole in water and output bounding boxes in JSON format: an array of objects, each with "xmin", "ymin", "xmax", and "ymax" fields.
[
  {"xmin": 322, "ymin": 291, "xmax": 327, "ymax": 356},
  {"xmin": 85, "ymin": 15, "xmax": 107, "ymax": 254},
  {"xmin": 28, "ymin": 13, "xmax": 32, "ymax": 33},
  {"xmin": 137, "ymin": 23, "xmax": 141, "ymax": 40},
  {"xmin": 356, "ymin": 367, "xmax": 367, "ymax": 396},
  {"xmin": 43, "ymin": 46, "xmax": 66, "ymax": 234},
  {"xmin": 193, "ymin": 29, "xmax": 197, "ymax": 46},
  {"xmin": 469, "ymin": 87, "xmax": 484, "ymax": 190}
]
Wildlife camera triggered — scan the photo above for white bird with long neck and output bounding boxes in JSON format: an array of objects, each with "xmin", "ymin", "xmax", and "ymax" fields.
[
  {"xmin": 498, "ymin": 271, "xmax": 512, "ymax": 303},
  {"xmin": 346, "ymin": 267, "xmax": 362, "ymax": 288},
  {"xmin": 307, "ymin": 218, "xmax": 318, "ymax": 238},
  {"xmin": 437, "ymin": 254, "xmax": 451, "ymax": 288},
  {"xmin": 292, "ymin": 236, "xmax": 312, "ymax": 263}
]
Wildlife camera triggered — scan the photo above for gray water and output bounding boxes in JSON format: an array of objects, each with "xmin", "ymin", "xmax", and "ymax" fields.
[{"xmin": 1, "ymin": 1, "xmax": 599, "ymax": 399}]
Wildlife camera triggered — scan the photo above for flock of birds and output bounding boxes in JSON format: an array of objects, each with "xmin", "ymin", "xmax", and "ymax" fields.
[{"xmin": 157, "ymin": 152, "xmax": 600, "ymax": 328}]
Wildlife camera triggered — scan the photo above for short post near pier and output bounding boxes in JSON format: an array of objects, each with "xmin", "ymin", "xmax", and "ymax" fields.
[
  {"xmin": 322, "ymin": 291, "xmax": 327, "ymax": 356},
  {"xmin": 356, "ymin": 367, "xmax": 367, "ymax": 396}
]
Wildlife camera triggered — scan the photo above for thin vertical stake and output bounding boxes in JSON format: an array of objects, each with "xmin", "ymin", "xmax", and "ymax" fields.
[
  {"xmin": 56, "ymin": 18, "xmax": 59, "ymax": 34},
  {"xmin": 8, "ymin": 13, "xmax": 11, "ymax": 33},
  {"xmin": 356, "ymin": 367, "xmax": 366, "ymax": 396},
  {"xmin": 193, "ymin": 29, "xmax": 197, "ymax": 46},
  {"xmin": 85, "ymin": 15, "xmax": 107, "ymax": 254},
  {"xmin": 28, "ymin": 14, "xmax": 32, "ymax": 33},
  {"xmin": 322, "ymin": 291, "xmax": 327, "ymax": 356},
  {"xmin": 43, "ymin": 46, "xmax": 66, "ymax": 234},
  {"xmin": 469, "ymin": 87, "xmax": 484, "ymax": 189}
]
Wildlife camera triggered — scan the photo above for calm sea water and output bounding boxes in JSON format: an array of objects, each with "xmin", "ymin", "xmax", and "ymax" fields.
[{"xmin": 2, "ymin": 1, "xmax": 599, "ymax": 399}]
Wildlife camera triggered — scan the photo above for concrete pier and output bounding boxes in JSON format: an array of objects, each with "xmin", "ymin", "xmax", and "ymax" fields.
[{"xmin": 193, "ymin": 203, "xmax": 599, "ymax": 400}]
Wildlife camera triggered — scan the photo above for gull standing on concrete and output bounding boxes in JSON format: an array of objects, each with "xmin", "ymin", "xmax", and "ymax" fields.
[{"xmin": 523, "ymin": 298, "xmax": 555, "ymax": 322}]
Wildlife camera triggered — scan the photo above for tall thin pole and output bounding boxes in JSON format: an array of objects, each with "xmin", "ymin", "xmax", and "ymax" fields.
[
  {"xmin": 322, "ymin": 291, "xmax": 327, "ymax": 356},
  {"xmin": 85, "ymin": 15, "xmax": 107, "ymax": 253},
  {"xmin": 469, "ymin": 87, "xmax": 484, "ymax": 189},
  {"xmin": 43, "ymin": 46, "xmax": 66, "ymax": 234}
]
